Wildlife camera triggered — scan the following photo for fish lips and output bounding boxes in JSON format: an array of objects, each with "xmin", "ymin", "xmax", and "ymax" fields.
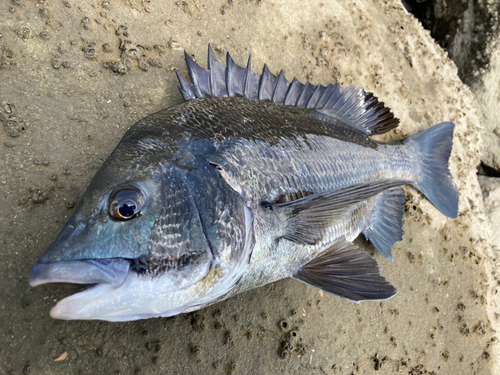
[
  {"xmin": 30, "ymin": 258, "xmax": 132, "ymax": 320},
  {"xmin": 29, "ymin": 258, "xmax": 130, "ymax": 289}
]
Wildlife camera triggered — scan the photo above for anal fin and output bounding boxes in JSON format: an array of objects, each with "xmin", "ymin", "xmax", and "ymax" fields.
[
  {"xmin": 362, "ymin": 187, "xmax": 406, "ymax": 261},
  {"xmin": 293, "ymin": 239, "xmax": 397, "ymax": 302}
]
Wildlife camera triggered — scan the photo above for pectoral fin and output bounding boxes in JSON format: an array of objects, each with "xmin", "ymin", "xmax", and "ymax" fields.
[
  {"xmin": 263, "ymin": 179, "xmax": 410, "ymax": 245},
  {"xmin": 293, "ymin": 239, "xmax": 397, "ymax": 302}
]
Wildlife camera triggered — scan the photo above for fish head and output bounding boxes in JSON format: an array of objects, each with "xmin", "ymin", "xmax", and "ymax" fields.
[{"xmin": 30, "ymin": 136, "xmax": 253, "ymax": 321}]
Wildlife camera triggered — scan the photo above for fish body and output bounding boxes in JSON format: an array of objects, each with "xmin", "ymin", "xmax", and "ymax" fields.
[{"xmin": 29, "ymin": 46, "xmax": 458, "ymax": 321}]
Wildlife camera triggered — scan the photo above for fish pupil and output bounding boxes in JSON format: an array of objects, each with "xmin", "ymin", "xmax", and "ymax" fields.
[
  {"xmin": 119, "ymin": 202, "xmax": 136, "ymax": 217},
  {"xmin": 109, "ymin": 188, "xmax": 145, "ymax": 220}
]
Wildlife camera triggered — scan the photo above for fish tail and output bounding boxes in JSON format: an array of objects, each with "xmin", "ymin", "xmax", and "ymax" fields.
[{"xmin": 405, "ymin": 122, "xmax": 458, "ymax": 218}]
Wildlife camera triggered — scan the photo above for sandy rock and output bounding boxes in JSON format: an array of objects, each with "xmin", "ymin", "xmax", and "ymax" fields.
[
  {"xmin": 479, "ymin": 176, "xmax": 500, "ymax": 233},
  {"xmin": 472, "ymin": 45, "xmax": 500, "ymax": 171},
  {"xmin": 406, "ymin": 0, "xmax": 500, "ymax": 169},
  {"xmin": 0, "ymin": 0, "xmax": 498, "ymax": 374}
]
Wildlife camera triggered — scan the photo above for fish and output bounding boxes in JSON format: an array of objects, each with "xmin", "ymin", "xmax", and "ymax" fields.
[{"xmin": 29, "ymin": 45, "xmax": 458, "ymax": 321}]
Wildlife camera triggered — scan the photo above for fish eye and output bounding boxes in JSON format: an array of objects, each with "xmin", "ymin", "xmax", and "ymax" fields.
[{"xmin": 109, "ymin": 188, "xmax": 146, "ymax": 220}]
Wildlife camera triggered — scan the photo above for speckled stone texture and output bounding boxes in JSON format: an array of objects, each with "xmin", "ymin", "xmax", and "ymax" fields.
[{"xmin": 0, "ymin": 0, "xmax": 497, "ymax": 374}]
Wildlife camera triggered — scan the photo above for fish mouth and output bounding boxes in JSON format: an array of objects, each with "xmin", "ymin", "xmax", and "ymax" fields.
[{"xmin": 29, "ymin": 258, "xmax": 131, "ymax": 320}]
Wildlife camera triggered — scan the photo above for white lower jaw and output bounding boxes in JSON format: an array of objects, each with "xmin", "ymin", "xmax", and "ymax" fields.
[
  {"xmin": 50, "ymin": 283, "xmax": 116, "ymax": 320},
  {"xmin": 50, "ymin": 277, "xmax": 191, "ymax": 321},
  {"xmin": 49, "ymin": 262, "xmax": 211, "ymax": 321}
]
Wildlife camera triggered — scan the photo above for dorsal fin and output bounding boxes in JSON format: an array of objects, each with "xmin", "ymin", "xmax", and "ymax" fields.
[{"xmin": 176, "ymin": 45, "xmax": 400, "ymax": 135}]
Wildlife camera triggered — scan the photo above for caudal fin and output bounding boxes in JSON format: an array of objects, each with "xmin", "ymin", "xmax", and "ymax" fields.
[{"xmin": 405, "ymin": 122, "xmax": 458, "ymax": 218}]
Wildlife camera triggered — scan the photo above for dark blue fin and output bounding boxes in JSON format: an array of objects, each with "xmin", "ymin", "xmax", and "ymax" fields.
[
  {"xmin": 272, "ymin": 70, "xmax": 290, "ymax": 104},
  {"xmin": 263, "ymin": 179, "xmax": 411, "ymax": 245},
  {"xmin": 405, "ymin": 122, "xmax": 458, "ymax": 218},
  {"xmin": 283, "ymin": 78, "xmax": 304, "ymax": 106},
  {"xmin": 296, "ymin": 81, "xmax": 317, "ymax": 108},
  {"xmin": 293, "ymin": 239, "xmax": 397, "ymax": 302},
  {"xmin": 244, "ymin": 55, "xmax": 261, "ymax": 100},
  {"xmin": 316, "ymin": 85, "xmax": 399, "ymax": 135},
  {"xmin": 363, "ymin": 187, "xmax": 406, "ymax": 261},
  {"xmin": 176, "ymin": 70, "xmax": 196, "ymax": 101},
  {"xmin": 183, "ymin": 50, "xmax": 210, "ymax": 97},
  {"xmin": 208, "ymin": 45, "xmax": 228, "ymax": 97},
  {"xmin": 226, "ymin": 53, "xmax": 246, "ymax": 97},
  {"xmin": 258, "ymin": 64, "xmax": 278, "ymax": 101},
  {"xmin": 176, "ymin": 45, "xmax": 400, "ymax": 135},
  {"xmin": 306, "ymin": 84, "xmax": 328, "ymax": 108}
]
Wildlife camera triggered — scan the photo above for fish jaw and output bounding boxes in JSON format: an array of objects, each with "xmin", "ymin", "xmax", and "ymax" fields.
[
  {"xmin": 31, "ymin": 255, "xmax": 215, "ymax": 321},
  {"xmin": 29, "ymin": 258, "xmax": 134, "ymax": 320},
  {"xmin": 51, "ymin": 261, "xmax": 213, "ymax": 321}
]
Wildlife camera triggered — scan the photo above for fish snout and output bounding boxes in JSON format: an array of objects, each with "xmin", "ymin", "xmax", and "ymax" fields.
[{"xmin": 29, "ymin": 258, "xmax": 130, "ymax": 288}]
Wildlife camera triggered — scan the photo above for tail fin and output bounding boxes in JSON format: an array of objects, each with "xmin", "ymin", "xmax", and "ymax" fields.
[{"xmin": 405, "ymin": 122, "xmax": 458, "ymax": 218}]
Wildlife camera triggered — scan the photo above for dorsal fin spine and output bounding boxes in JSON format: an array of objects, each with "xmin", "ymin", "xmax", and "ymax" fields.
[
  {"xmin": 316, "ymin": 84, "xmax": 336, "ymax": 109},
  {"xmin": 208, "ymin": 47, "xmax": 216, "ymax": 97},
  {"xmin": 297, "ymin": 82, "xmax": 315, "ymax": 108},
  {"xmin": 177, "ymin": 45, "xmax": 400, "ymax": 135},
  {"xmin": 284, "ymin": 78, "xmax": 304, "ymax": 106},
  {"xmin": 324, "ymin": 86, "xmax": 342, "ymax": 109},
  {"xmin": 184, "ymin": 51, "xmax": 203, "ymax": 98},
  {"xmin": 244, "ymin": 55, "xmax": 252, "ymax": 99},
  {"xmin": 226, "ymin": 54, "xmax": 235, "ymax": 97},
  {"xmin": 272, "ymin": 70, "xmax": 289, "ymax": 104},
  {"xmin": 306, "ymin": 84, "xmax": 326, "ymax": 109},
  {"xmin": 207, "ymin": 44, "xmax": 228, "ymax": 97},
  {"xmin": 259, "ymin": 64, "xmax": 278, "ymax": 101},
  {"xmin": 175, "ymin": 70, "xmax": 195, "ymax": 101}
]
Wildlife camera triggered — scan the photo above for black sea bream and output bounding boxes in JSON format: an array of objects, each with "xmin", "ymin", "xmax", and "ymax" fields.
[{"xmin": 29, "ymin": 45, "xmax": 458, "ymax": 321}]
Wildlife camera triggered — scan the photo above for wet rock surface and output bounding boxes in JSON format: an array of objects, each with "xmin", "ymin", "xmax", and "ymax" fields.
[
  {"xmin": 403, "ymin": 0, "xmax": 499, "ymax": 87},
  {"xmin": 0, "ymin": 1, "xmax": 498, "ymax": 374},
  {"xmin": 478, "ymin": 176, "xmax": 500, "ymax": 234},
  {"xmin": 406, "ymin": 3, "xmax": 500, "ymax": 324},
  {"xmin": 405, "ymin": 1, "xmax": 500, "ymax": 187}
]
